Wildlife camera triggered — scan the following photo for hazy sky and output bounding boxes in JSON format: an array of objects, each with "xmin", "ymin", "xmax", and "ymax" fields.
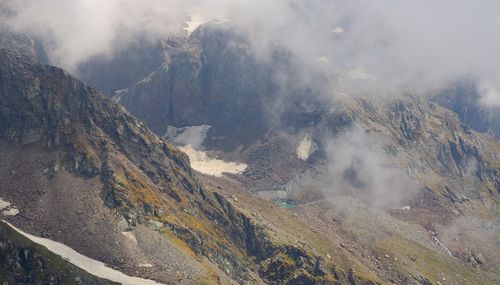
[{"xmin": 2, "ymin": 0, "xmax": 500, "ymax": 105}]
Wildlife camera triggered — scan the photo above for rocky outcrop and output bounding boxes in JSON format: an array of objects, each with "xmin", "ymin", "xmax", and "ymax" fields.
[{"xmin": 0, "ymin": 31, "xmax": 48, "ymax": 63}]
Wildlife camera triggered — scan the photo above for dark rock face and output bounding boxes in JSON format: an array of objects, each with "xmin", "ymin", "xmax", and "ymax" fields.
[
  {"xmin": 76, "ymin": 39, "xmax": 173, "ymax": 97},
  {"xmin": 78, "ymin": 23, "xmax": 326, "ymax": 152},
  {"xmin": 0, "ymin": 221, "xmax": 115, "ymax": 285},
  {"xmin": 114, "ymin": 25, "xmax": 278, "ymax": 150},
  {"xmin": 0, "ymin": 31, "xmax": 48, "ymax": 63},
  {"xmin": 434, "ymin": 80, "xmax": 500, "ymax": 138},
  {"xmin": 0, "ymin": 48, "xmax": 196, "ymax": 186}
]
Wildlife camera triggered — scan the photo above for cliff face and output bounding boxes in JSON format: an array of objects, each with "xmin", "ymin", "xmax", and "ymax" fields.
[
  {"xmin": 0, "ymin": 50, "xmax": 380, "ymax": 284},
  {"xmin": 114, "ymin": 25, "xmax": 277, "ymax": 150},
  {"xmin": 78, "ymin": 23, "xmax": 318, "ymax": 151}
]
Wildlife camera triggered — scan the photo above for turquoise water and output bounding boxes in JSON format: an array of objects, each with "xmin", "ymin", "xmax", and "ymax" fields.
[{"xmin": 273, "ymin": 199, "xmax": 298, "ymax": 208}]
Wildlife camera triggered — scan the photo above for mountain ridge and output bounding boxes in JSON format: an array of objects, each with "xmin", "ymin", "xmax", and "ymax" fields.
[{"xmin": 0, "ymin": 49, "xmax": 383, "ymax": 284}]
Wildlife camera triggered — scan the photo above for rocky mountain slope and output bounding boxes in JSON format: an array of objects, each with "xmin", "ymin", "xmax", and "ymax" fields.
[
  {"xmin": 0, "ymin": 221, "xmax": 117, "ymax": 285},
  {"xmin": 74, "ymin": 23, "xmax": 499, "ymax": 208},
  {"xmin": 79, "ymin": 23, "xmax": 322, "ymax": 152},
  {"xmin": 0, "ymin": 49, "xmax": 385, "ymax": 284},
  {"xmin": 64, "ymin": 23, "xmax": 500, "ymax": 284},
  {"xmin": 0, "ymin": 19, "xmax": 499, "ymax": 284}
]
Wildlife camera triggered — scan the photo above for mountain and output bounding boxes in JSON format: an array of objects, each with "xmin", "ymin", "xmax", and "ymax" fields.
[
  {"xmin": 75, "ymin": 23, "xmax": 500, "ymax": 204},
  {"xmin": 0, "ymin": 17, "xmax": 499, "ymax": 284},
  {"xmin": 67, "ymin": 23, "xmax": 500, "ymax": 284},
  {"xmin": 78, "ymin": 23, "xmax": 323, "ymax": 152},
  {"xmin": 0, "ymin": 49, "xmax": 387, "ymax": 284},
  {"xmin": 0, "ymin": 221, "xmax": 117, "ymax": 285}
]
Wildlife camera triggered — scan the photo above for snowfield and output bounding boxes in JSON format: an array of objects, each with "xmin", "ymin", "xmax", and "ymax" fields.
[
  {"xmin": 179, "ymin": 145, "xmax": 247, "ymax": 177},
  {"xmin": 3, "ymin": 221, "xmax": 165, "ymax": 285}
]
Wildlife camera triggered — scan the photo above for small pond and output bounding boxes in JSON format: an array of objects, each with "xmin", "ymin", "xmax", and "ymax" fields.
[{"xmin": 273, "ymin": 199, "xmax": 298, "ymax": 209}]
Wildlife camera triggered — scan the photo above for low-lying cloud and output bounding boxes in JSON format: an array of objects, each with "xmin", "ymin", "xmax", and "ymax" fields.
[
  {"xmin": 2, "ymin": 0, "xmax": 191, "ymax": 69},
  {"xmin": 477, "ymin": 80, "xmax": 500, "ymax": 108},
  {"xmin": 322, "ymin": 125, "xmax": 418, "ymax": 208},
  {"xmin": 2, "ymin": 0, "xmax": 500, "ymax": 104}
]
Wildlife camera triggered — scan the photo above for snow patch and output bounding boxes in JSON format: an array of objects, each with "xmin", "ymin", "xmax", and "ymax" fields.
[
  {"xmin": 3, "ymin": 221, "xmax": 164, "ymax": 285},
  {"xmin": 139, "ymin": 264, "xmax": 153, "ymax": 268},
  {"xmin": 165, "ymin": 125, "xmax": 246, "ymax": 177},
  {"xmin": 179, "ymin": 145, "xmax": 247, "ymax": 177},
  {"xmin": 0, "ymin": 197, "xmax": 19, "ymax": 216},
  {"xmin": 297, "ymin": 134, "xmax": 312, "ymax": 160}
]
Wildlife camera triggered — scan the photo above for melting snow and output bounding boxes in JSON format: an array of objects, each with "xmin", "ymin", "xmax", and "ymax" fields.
[
  {"xmin": 165, "ymin": 125, "xmax": 247, "ymax": 177},
  {"xmin": 179, "ymin": 145, "xmax": 247, "ymax": 177},
  {"xmin": 0, "ymin": 197, "xmax": 19, "ymax": 216},
  {"xmin": 297, "ymin": 134, "xmax": 313, "ymax": 160},
  {"xmin": 139, "ymin": 264, "xmax": 153, "ymax": 268},
  {"xmin": 3, "ymin": 221, "xmax": 164, "ymax": 285}
]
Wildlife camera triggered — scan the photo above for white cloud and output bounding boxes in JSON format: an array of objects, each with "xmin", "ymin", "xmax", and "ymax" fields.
[
  {"xmin": 2, "ymin": 0, "xmax": 500, "ymax": 96},
  {"xmin": 477, "ymin": 80, "xmax": 500, "ymax": 108},
  {"xmin": 323, "ymin": 125, "xmax": 418, "ymax": 208}
]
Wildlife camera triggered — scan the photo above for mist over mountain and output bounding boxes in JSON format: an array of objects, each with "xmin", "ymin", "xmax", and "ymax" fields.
[
  {"xmin": 0, "ymin": 1, "xmax": 499, "ymax": 285},
  {"xmin": 2, "ymin": 0, "xmax": 500, "ymax": 103}
]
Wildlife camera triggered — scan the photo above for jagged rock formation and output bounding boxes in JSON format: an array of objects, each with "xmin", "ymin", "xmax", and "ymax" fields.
[
  {"xmin": 114, "ymin": 25, "xmax": 275, "ymax": 151},
  {"xmin": 78, "ymin": 23, "xmax": 325, "ymax": 152},
  {"xmin": 0, "ymin": 49, "xmax": 381, "ymax": 284}
]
